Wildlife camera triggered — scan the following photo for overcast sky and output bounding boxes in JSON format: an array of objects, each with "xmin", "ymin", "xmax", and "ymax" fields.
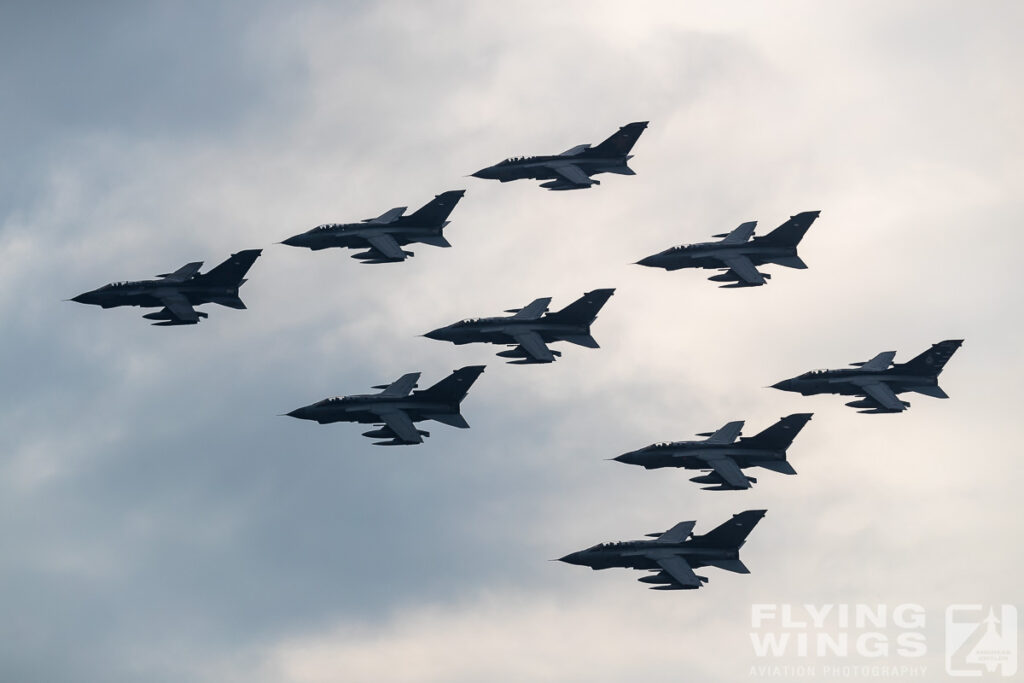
[{"xmin": 1, "ymin": 2, "xmax": 1021, "ymax": 681}]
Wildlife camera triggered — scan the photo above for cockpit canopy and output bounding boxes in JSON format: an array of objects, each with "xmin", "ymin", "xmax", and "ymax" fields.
[
  {"xmin": 454, "ymin": 317, "xmax": 483, "ymax": 326},
  {"xmin": 498, "ymin": 156, "xmax": 536, "ymax": 165},
  {"xmin": 799, "ymin": 370, "xmax": 830, "ymax": 378}
]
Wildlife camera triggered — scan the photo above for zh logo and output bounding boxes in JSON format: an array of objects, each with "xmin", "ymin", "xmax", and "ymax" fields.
[{"xmin": 946, "ymin": 605, "xmax": 1018, "ymax": 677}]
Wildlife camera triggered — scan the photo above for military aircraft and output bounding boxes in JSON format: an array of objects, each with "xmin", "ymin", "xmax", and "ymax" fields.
[
  {"xmin": 280, "ymin": 190, "xmax": 466, "ymax": 263},
  {"xmin": 636, "ymin": 211, "xmax": 821, "ymax": 287},
  {"xmin": 284, "ymin": 366, "xmax": 485, "ymax": 445},
  {"xmin": 771, "ymin": 340, "xmax": 964, "ymax": 413},
  {"xmin": 558, "ymin": 510, "xmax": 767, "ymax": 590},
  {"xmin": 423, "ymin": 289, "xmax": 615, "ymax": 364},
  {"xmin": 613, "ymin": 414, "xmax": 813, "ymax": 490},
  {"xmin": 69, "ymin": 249, "xmax": 262, "ymax": 325},
  {"xmin": 470, "ymin": 122, "xmax": 648, "ymax": 190}
]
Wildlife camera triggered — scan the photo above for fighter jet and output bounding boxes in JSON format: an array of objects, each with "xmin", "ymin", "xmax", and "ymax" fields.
[
  {"xmin": 636, "ymin": 211, "xmax": 821, "ymax": 287},
  {"xmin": 771, "ymin": 340, "xmax": 964, "ymax": 413},
  {"xmin": 69, "ymin": 249, "xmax": 262, "ymax": 325},
  {"xmin": 423, "ymin": 289, "xmax": 615, "ymax": 364},
  {"xmin": 280, "ymin": 190, "xmax": 466, "ymax": 263},
  {"xmin": 614, "ymin": 414, "xmax": 813, "ymax": 490},
  {"xmin": 284, "ymin": 366, "xmax": 485, "ymax": 445},
  {"xmin": 470, "ymin": 122, "xmax": 648, "ymax": 190},
  {"xmin": 558, "ymin": 510, "xmax": 767, "ymax": 591}
]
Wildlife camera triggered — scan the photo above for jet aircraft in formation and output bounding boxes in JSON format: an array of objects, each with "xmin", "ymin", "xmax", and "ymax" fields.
[
  {"xmin": 284, "ymin": 366, "xmax": 485, "ymax": 445},
  {"xmin": 281, "ymin": 190, "xmax": 466, "ymax": 263},
  {"xmin": 771, "ymin": 340, "xmax": 963, "ymax": 413},
  {"xmin": 636, "ymin": 211, "xmax": 820, "ymax": 287},
  {"xmin": 471, "ymin": 122, "xmax": 649, "ymax": 190},
  {"xmin": 424, "ymin": 289, "xmax": 615, "ymax": 364},
  {"xmin": 559, "ymin": 510, "xmax": 766, "ymax": 590},
  {"xmin": 614, "ymin": 414, "xmax": 813, "ymax": 490},
  {"xmin": 69, "ymin": 249, "xmax": 262, "ymax": 325}
]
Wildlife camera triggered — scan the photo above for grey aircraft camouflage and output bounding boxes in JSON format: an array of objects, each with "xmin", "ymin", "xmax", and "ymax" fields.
[
  {"xmin": 423, "ymin": 289, "xmax": 615, "ymax": 364},
  {"xmin": 614, "ymin": 414, "xmax": 813, "ymax": 490},
  {"xmin": 559, "ymin": 510, "xmax": 767, "ymax": 590},
  {"xmin": 636, "ymin": 210, "xmax": 821, "ymax": 287},
  {"xmin": 284, "ymin": 366, "xmax": 485, "ymax": 445},
  {"xmin": 281, "ymin": 190, "xmax": 466, "ymax": 263},
  {"xmin": 69, "ymin": 249, "xmax": 262, "ymax": 325},
  {"xmin": 771, "ymin": 339, "xmax": 964, "ymax": 413},
  {"xmin": 470, "ymin": 122, "xmax": 648, "ymax": 190}
]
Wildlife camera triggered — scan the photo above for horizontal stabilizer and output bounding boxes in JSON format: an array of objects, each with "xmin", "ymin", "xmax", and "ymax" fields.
[
  {"xmin": 602, "ymin": 163, "xmax": 636, "ymax": 176},
  {"xmin": 911, "ymin": 385, "xmax": 949, "ymax": 399},
  {"xmin": 207, "ymin": 295, "xmax": 246, "ymax": 310},
  {"xmin": 758, "ymin": 460, "xmax": 797, "ymax": 475},
  {"xmin": 424, "ymin": 412, "xmax": 470, "ymax": 429},
  {"xmin": 561, "ymin": 334, "xmax": 599, "ymax": 349},
  {"xmin": 417, "ymin": 235, "xmax": 452, "ymax": 248},
  {"xmin": 702, "ymin": 558, "xmax": 750, "ymax": 574},
  {"xmin": 769, "ymin": 255, "xmax": 807, "ymax": 269}
]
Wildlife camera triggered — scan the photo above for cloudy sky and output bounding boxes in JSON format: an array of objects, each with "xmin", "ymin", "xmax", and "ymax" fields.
[{"xmin": 1, "ymin": 1, "xmax": 1021, "ymax": 681}]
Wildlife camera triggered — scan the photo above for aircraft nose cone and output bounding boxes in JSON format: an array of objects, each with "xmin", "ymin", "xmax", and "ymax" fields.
[
  {"xmin": 423, "ymin": 327, "xmax": 448, "ymax": 341},
  {"xmin": 770, "ymin": 380, "xmax": 794, "ymax": 391},
  {"xmin": 285, "ymin": 407, "xmax": 310, "ymax": 419},
  {"xmin": 558, "ymin": 552, "xmax": 584, "ymax": 565},
  {"xmin": 70, "ymin": 292, "xmax": 92, "ymax": 304},
  {"xmin": 470, "ymin": 167, "xmax": 494, "ymax": 179},
  {"xmin": 635, "ymin": 255, "xmax": 658, "ymax": 267},
  {"xmin": 611, "ymin": 453, "xmax": 632, "ymax": 464},
  {"xmin": 280, "ymin": 235, "xmax": 304, "ymax": 247}
]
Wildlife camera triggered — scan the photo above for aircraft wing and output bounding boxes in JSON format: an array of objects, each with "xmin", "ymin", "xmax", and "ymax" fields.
[
  {"xmin": 703, "ymin": 457, "xmax": 752, "ymax": 489},
  {"xmin": 718, "ymin": 221, "xmax": 757, "ymax": 245},
  {"xmin": 655, "ymin": 521, "xmax": 696, "ymax": 543},
  {"xmin": 559, "ymin": 144, "xmax": 591, "ymax": 156},
  {"xmin": 855, "ymin": 381, "xmax": 906, "ymax": 411},
  {"xmin": 371, "ymin": 408, "xmax": 423, "ymax": 444},
  {"xmin": 551, "ymin": 163, "xmax": 595, "ymax": 187},
  {"xmin": 509, "ymin": 297, "xmax": 551, "ymax": 320},
  {"xmin": 856, "ymin": 351, "xmax": 896, "ymax": 372},
  {"xmin": 364, "ymin": 233, "xmax": 407, "ymax": 260},
  {"xmin": 654, "ymin": 556, "xmax": 702, "ymax": 588},
  {"xmin": 720, "ymin": 255, "xmax": 766, "ymax": 285},
  {"xmin": 511, "ymin": 331, "xmax": 555, "ymax": 362},
  {"xmin": 703, "ymin": 420, "xmax": 744, "ymax": 444},
  {"xmin": 158, "ymin": 261, "xmax": 203, "ymax": 282},
  {"xmin": 363, "ymin": 207, "xmax": 406, "ymax": 224},
  {"xmin": 377, "ymin": 372, "xmax": 420, "ymax": 398},
  {"xmin": 156, "ymin": 291, "xmax": 199, "ymax": 323}
]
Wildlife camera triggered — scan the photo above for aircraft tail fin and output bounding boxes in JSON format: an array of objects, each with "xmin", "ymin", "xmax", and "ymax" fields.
[
  {"xmin": 897, "ymin": 339, "xmax": 964, "ymax": 376},
  {"xmin": 405, "ymin": 190, "xmax": 466, "ymax": 226},
  {"xmin": 740, "ymin": 413, "xmax": 813, "ymax": 451},
  {"xmin": 755, "ymin": 211, "xmax": 820, "ymax": 247},
  {"xmin": 198, "ymin": 249, "xmax": 262, "ymax": 287},
  {"xmin": 586, "ymin": 121, "xmax": 649, "ymax": 158},
  {"xmin": 690, "ymin": 510, "xmax": 766, "ymax": 550},
  {"xmin": 545, "ymin": 289, "xmax": 615, "ymax": 326},
  {"xmin": 415, "ymin": 365, "xmax": 485, "ymax": 407}
]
